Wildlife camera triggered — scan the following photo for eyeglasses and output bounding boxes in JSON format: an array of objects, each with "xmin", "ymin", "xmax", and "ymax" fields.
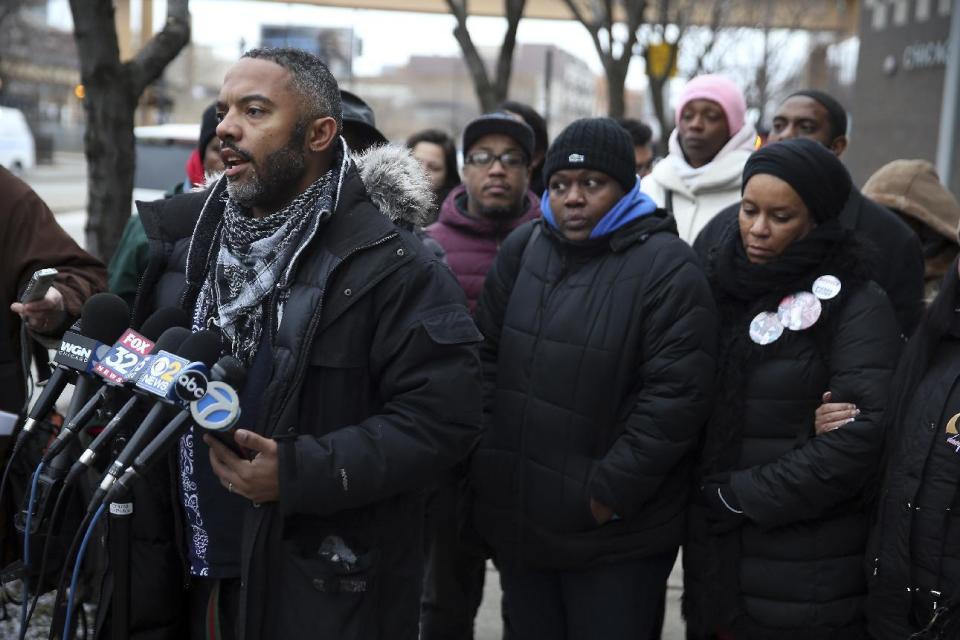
[{"xmin": 464, "ymin": 150, "xmax": 528, "ymax": 169}]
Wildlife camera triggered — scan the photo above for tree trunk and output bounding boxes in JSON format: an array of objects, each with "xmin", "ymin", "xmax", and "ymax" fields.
[
  {"xmin": 447, "ymin": 0, "xmax": 525, "ymax": 114},
  {"xmin": 648, "ymin": 74, "xmax": 671, "ymax": 155},
  {"xmin": 81, "ymin": 77, "xmax": 139, "ymax": 260},
  {"xmin": 606, "ymin": 66, "xmax": 628, "ymax": 119},
  {"xmin": 69, "ymin": 0, "xmax": 189, "ymax": 262}
]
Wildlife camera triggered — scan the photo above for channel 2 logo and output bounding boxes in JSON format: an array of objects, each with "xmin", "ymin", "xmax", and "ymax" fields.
[{"xmin": 136, "ymin": 352, "xmax": 188, "ymax": 397}]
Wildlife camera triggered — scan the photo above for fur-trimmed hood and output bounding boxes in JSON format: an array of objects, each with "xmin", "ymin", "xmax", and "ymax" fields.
[
  {"xmin": 353, "ymin": 143, "xmax": 436, "ymax": 228},
  {"xmin": 200, "ymin": 140, "xmax": 435, "ymax": 229}
]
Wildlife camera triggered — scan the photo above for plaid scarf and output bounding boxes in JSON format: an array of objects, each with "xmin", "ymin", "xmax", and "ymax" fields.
[{"xmin": 194, "ymin": 167, "xmax": 338, "ymax": 365}]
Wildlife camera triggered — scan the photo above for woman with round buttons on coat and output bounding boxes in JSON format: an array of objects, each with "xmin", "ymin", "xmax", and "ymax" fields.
[{"xmin": 684, "ymin": 138, "xmax": 902, "ymax": 639}]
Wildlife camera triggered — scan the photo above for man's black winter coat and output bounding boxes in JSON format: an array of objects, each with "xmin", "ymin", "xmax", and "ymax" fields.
[
  {"xmin": 95, "ymin": 158, "xmax": 484, "ymax": 640},
  {"xmin": 866, "ymin": 328, "xmax": 960, "ymax": 638},
  {"xmin": 471, "ymin": 213, "xmax": 718, "ymax": 570}
]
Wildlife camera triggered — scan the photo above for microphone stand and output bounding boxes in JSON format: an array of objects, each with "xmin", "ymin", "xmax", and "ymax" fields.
[
  {"xmin": 38, "ymin": 374, "xmax": 99, "ymax": 639},
  {"xmin": 107, "ymin": 432, "xmax": 132, "ymax": 640}
]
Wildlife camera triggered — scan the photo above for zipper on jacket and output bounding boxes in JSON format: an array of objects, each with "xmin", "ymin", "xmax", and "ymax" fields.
[{"xmin": 268, "ymin": 231, "xmax": 399, "ymax": 434}]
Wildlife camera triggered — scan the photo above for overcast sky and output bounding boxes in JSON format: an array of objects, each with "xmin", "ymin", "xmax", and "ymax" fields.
[{"xmin": 47, "ymin": 0, "xmax": 651, "ymax": 88}]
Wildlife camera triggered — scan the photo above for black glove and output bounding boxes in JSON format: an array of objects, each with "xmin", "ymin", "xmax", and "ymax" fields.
[{"xmin": 700, "ymin": 476, "xmax": 745, "ymax": 535}]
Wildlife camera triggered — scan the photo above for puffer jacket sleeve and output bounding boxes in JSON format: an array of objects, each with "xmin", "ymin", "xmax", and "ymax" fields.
[
  {"xmin": 730, "ymin": 282, "xmax": 902, "ymax": 528},
  {"xmin": 278, "ymin": 257, "xmax": 485, "ymax": 516},
  {"xmin": 588, "ymin": 241, "xmax": 719, "ymax": 518}
]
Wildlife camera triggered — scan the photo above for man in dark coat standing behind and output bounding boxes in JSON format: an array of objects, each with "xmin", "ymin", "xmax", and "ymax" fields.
[
  {"xmin": 426, "ymin": 113, "xmax": 541, "ymax": 312},
  {"xmin": 100, "ymin": 48, "xmax": 483, "ymax": 640},
  {"xmin": 420, "ymin": 113, "xmax": 541, "ymax": 640},
  {"xmin": 695, "ymin": 90, "xmax": 925, "ymax": 336}
]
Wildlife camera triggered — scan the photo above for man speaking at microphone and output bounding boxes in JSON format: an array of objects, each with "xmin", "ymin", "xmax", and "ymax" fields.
[{"xmin": 110, "ymin": 48, "xmax": 483, "ymax": 640}]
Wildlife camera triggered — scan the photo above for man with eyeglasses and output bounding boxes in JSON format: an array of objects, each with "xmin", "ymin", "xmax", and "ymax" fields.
[
  {"xmin": 427, "ymin": 113, "xmax": 540, "ymax": 313},
  {"xmin": 421, "ymin": 113, "xmax": 539, "ymax": 640}
]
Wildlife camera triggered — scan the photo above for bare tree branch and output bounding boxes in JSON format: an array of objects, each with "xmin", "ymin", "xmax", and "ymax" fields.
[
  {"xmin": 445, "ymin": 0, "xmax": 527, "ymax": 112},
  {"xmin": 493, "ymin": 0, "xmax": 524, "ymax": 98},
  {"xmin": 564, "ymin": 0, "xmax": 647, "ymax": 118},
  {"xmin": 69, "ymin": 0, "xmax": 191, "ymax": 260},
  {"xmin": 130, "ymin": 0, "xmax": 191, "ymax": 95},
  {"xmin": 689, "ymin": 0, "xmax": 729, "ymax": 77}
]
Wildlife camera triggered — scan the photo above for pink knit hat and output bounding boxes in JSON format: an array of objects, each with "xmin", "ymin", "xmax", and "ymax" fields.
[{"xmin": 675, "ymin": 74, "xmax": 747, "ymax": 135}]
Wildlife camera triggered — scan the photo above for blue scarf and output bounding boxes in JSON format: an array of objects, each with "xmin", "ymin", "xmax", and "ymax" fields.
[{"xmin": 540, "ymin": 177, "xmax": 656, "ymax": 239}]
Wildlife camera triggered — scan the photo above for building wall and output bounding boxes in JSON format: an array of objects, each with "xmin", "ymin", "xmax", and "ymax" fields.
[
  {"xmin": 845, "ymin": 0, "xmax": 954, "ymax": 188},
  {"xmin": 348, "ymin": 44, "xmax": 599, "ymax": 148}
]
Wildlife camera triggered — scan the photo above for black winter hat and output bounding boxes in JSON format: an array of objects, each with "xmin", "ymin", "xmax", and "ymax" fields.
[
  {"xmin": 198, "ymin": 103, "xmax": 219, "ymax": 156},
  {"xmin": 543, "ymin": 118, "xmax": 637, "ymax": 193},
  {"xmin": 462, "ymin": 113, "xmax": 535, "ymax": 160},
  {"xmin": 341, "ymin": 89, "xmax": 388, "ymax": 147},
  {"xmin": 742, "ymin": 137, "xmax": 852, "ymax": 223}
]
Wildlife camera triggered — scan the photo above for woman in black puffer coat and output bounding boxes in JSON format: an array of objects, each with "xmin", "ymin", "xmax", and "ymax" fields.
[
  {"xmin": 684, "ymin": 138, "xmax": 902, "ymax": 639},
  {"xmin": 473, "ymin": 118, "xmax": 718, "ymax": 640},
  {"xmin": 864, "ymin": 256, "xmax": 960, "ymax": 640}
]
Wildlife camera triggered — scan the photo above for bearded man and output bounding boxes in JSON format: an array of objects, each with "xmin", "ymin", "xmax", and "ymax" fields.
[{"xmin": 96, "ymin": 48, "xmax": 483, "ymax": 640}]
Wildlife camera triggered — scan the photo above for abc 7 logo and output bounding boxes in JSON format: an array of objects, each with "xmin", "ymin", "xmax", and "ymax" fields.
[{"xmin": 191, "ymin": 381, "xmax": 241, "ymax": 432}]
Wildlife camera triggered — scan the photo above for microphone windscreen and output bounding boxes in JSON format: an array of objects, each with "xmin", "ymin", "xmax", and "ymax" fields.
[
  {"xmin": 153, "ymin": 326, "xmax": 191, "ymax": 354},
  {"xmin": 139, "ymin": 307, "xmax": 191, "ymax": 341},
  {"xmin": 211, "ymin": 356, "xmax": 246, "ymax": 390},
  {"xmin": 177, "ymin": 330, "xmax": 222, "ymax": 367},
  {"xmin": 80, "ymin": 293, "xmax": 130, "ymax": 344}
]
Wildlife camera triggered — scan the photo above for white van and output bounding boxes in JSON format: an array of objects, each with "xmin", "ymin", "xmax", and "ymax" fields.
[{"xmin": 0, "ymin": 106, "xmax": 36, "ymax": 172}]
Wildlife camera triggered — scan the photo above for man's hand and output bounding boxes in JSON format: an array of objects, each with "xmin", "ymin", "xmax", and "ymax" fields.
[
  {"xmin": 814, "ymin": 391, "xmax": 859, "ymax": 435},
  {"xmin": 10, "ymin": 287, "xmax": 66, "ymax": 335},
  {"xmin": 205, "ymin": 429, "xmax": 279, "ymax": 504},
  {"xmin": 590, "ymin": 497, "xmax": 614, "ymax": 525}
]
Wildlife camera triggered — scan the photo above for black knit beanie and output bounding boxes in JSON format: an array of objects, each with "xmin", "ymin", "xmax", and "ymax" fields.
[
  {"xmin": 742, "ymin": 138, "xmax": 852, "ymax": 223},
  {"xmin": 198, "ymin": 103, "xmax": 219, "ymax": 156},
  {"xmin": 543, "ymin": 118, "xmax": 636, "ymax": 193}
]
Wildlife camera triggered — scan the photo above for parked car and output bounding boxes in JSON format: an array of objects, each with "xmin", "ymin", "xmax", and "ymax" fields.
[
  {"xmin": 134, "ymin": 123, "xmax": 200, "ymax": 196},
  {"xmin": 0, "ymin": 106, "xmax": 36, "ymax": 172}
]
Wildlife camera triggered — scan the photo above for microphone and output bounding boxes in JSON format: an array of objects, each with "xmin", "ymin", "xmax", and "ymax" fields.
[
  {"xmin": 63, "ymin": 326, "xmax": 191, "ymax": 488},
  {"xmin": 107, "ymin": 355, "xmax": 246, "ymax": 500},
  {"xmin": 41, "ymin": 308, "xmax": 192, "ymax": 464},
  {"xmin": 91, "ymin": 307, "xmax": 191, "ymax": 386},
  {"xmin": 18, "ymin": 293, "xmax": 129, "ymax": 445},
  {"xmin": 88, "ymin": 330, "xmax": 222, "ymax": 511},
  {"xmin": 194, "ymin": 356, "xmax": 247, "ymax": 457}
]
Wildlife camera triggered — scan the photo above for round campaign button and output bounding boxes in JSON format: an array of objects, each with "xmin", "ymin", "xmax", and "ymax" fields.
[
  {"xmin": 812, "ymin": 275, "xmax": 842, "ymax": 300},
  {"xmin": 777, "ymin": 291, "xmax": 823, "ymax": 331},
  {"xmin": 749, "ymin": 311, "xmax": 784, "ymax": 345}
]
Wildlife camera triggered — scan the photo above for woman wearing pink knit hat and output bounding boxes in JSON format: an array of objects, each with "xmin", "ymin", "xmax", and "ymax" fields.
[{"xmin": 641, "ymin": 74, "xmax": 757, "ymax": 243}]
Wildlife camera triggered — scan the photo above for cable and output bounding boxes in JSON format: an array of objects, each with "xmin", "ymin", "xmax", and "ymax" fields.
[
  {"xmin": 62, "ymin": 504, "xmax": 104, "ymax": 640},
  {"xmin": 19, "ymin": 463, "xmax": 43, "ymax": 638},
  {"xmin": 0, "ymin": 438, "xmax": 23, "ymax": 535},
  {"xmin": 48, "ymin": 506, "xmax": 94, "ymax": 640},
  {"xmin": 21, "ymin": 484, "xmax": 69, "ymax": 632}
]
